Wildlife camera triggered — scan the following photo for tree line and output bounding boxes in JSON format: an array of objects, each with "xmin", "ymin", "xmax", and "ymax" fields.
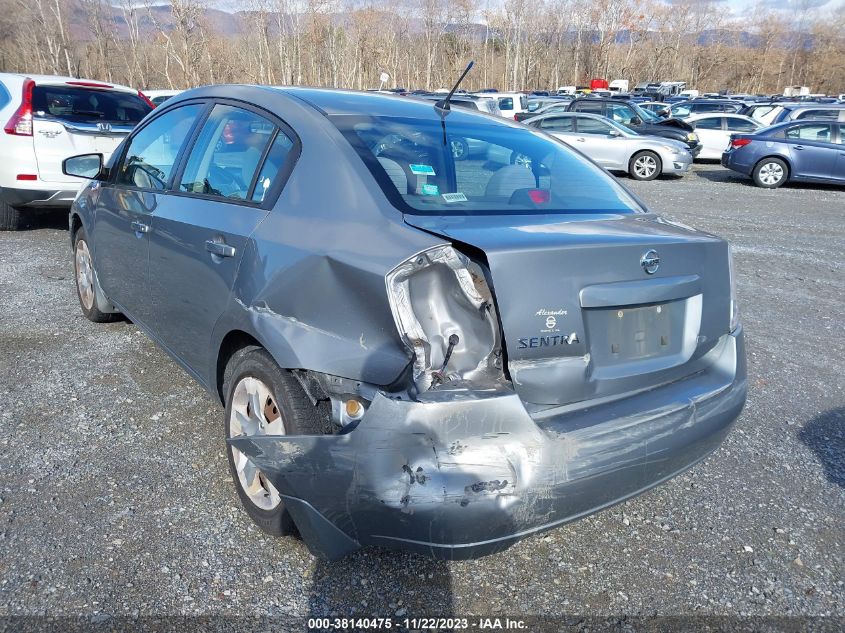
[{"xmin": 0, "ymin": 0, "xmax": 843, "ymax": 96}]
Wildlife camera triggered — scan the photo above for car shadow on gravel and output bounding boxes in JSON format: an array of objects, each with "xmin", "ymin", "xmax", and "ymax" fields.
[
  {"xmin": 798, "ymin": 407, "xmax": 845, "ymax": 488},
  {"xmin": 15, "ymin": 207, "xmax": 69, "ymax": 231}
]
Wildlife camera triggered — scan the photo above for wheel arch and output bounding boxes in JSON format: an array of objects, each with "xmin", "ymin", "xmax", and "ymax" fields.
[
  {"xmin": 215, "ymin": 329, "xmax": 266, "ymax": 405},
  {"xmin": 628, "ymin": 148, "xmax": 662, "ymax": 175},
  {"xmin": 69, "ymin": 211, "xmax": 83, "ymax": 246}
]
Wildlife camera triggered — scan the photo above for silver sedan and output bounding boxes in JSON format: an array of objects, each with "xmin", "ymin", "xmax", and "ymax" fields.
[{"xmin": 524, "ymin": 112, "xmax": 693, "ymax": 180}]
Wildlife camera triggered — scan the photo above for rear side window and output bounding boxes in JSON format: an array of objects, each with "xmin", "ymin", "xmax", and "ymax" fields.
[
  {"xmin": 32, "ymin": 85, "xmax": 151, "ymax": 124},
  {"xmin": 726, "ymin": 118, "xmax": 758, "ymax": 132},
  {"xmin": 115, "ymin": 104, "xmax": 202, "ymax": 190},
  {"xmin": 785, "ymin": 123, "xmax": 833, "ymax": 142},
  {"xmin": 250, "ymin": 132, "xmax": 295, "ymax": 202},
  {"xmin": 694, "ymin": 117, "xmax": 721, "ymax": 130},
  {"xmin": 498, "ymin": 97, "xmax": 513, "ymax": 111},
  {"xmin": 575, "ymin": 101, "xmax": 604, "ymax": 115},
  {"xmin": 538, "ymin": 116, "xmax": 574, "ymax": 132},
  {"xmin": 576, "ymin": 117, "xmax": 613, "ymax": 134},
  {"xmin": 795, "ymin": 109, "xmax": 838, "ymax": 120},
  {"xmin": 179, "ymin": 105, "xmax": 276, "ymax": 201}
]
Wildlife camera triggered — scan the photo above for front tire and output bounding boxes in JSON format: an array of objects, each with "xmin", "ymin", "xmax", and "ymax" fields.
[
  {"xmin": 73, "ymin": 228, "xmax": 121, "ymax": 323},
  {"xmin": 752, "ymin": 157, "xmax": 788, "ymax": 188},
  {"xmin": 629, "ymin": 151, "xmax": 661, "ymax": 181},
  {"xmin": 0, "ymin": 201, "xmax": 25, "ymax": 231},
  {"xmin": 223, "ymin": 347, "xmax": 332, "ymax": 537}
]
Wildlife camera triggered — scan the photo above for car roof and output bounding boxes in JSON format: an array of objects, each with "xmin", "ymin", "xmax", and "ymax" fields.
[{"xmin": 267, "ymin": 86, "xmax": 512, "ymax": 124}]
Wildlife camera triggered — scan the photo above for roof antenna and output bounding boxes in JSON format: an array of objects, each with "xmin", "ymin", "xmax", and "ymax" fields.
[{"xmin": 436, "ymin": 60, "xmax": 474, "ymax": 113}]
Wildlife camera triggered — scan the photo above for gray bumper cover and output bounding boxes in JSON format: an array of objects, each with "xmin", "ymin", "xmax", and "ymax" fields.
[{"xmin": 229, "ymin": 329, "xmax": 746, "ymax": 560}]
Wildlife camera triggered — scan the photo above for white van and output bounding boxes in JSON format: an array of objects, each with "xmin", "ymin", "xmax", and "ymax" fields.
[{"xmin": 474, "ymin": 92, "xmax": 529, "ymax": 120}]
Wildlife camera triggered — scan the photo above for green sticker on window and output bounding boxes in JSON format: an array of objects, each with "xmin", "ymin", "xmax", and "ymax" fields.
[
  {"xmin": 409, "ymin": 164, "xmax": 436, "ymax": 176},
  {"xmin": 421, "ymin": 183, "xmax": 440, "ymax": 196}
]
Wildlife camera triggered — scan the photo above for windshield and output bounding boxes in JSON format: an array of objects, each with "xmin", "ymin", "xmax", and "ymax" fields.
[
  {"xmin": 32, "ymin": 86, "xmax": 151, "ymax": 125},
  {"xmin": 331, "ymin": 114, "xmax": 644, "ymax": 216}
]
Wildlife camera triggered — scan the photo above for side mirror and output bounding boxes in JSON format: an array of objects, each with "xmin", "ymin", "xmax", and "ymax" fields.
[
  {"xmin": 630, "ymin": 116, "xmax": 642, "ymax": 126},
  {"xmin": 609, "ymin": 129, "xmax": 622, "ymax": 137},
  {"xmin": 62, "ymin": 153, "xmax": 105, "ymax": 180}
]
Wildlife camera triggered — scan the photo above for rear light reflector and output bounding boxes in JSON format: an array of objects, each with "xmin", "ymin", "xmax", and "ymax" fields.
[
  {"xmin": 4, "ymin": 78, "xmax": 35, "ymax": 136},
  {"xmin": 731, "ymin": 138, "xmax": 752, "ymax": 149},
  {"xmin": 66, "ymin": 80, "xmax": 113, "ymax": 89},
  {"xmin": 16, "ymin": 174, "xmax": 38, "ymax": 181}
]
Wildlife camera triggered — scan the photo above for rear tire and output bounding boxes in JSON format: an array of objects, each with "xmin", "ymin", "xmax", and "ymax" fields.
[
  {"xmin": 629, "ymin": 151, "xmax": 661, "ymax": 181},
  {"xmin": 752, "ymin": 157, "xmax": 788, "ymax": 188},
  {"xmin": 0, "ymin": 201, "xmax": 25, "ymax": 231},
  {"xmin": 223, "ymin": 347, "xmax": 333, "ymax": 537},
  {"xmin": 73, "ymin": 228, "xmax": 121, "ymax": 323}
]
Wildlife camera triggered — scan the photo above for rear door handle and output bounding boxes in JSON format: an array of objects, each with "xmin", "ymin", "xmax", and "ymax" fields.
[
  {"xmin": 131, "ymin": 221, "xmax": 150, "ymax": 234},
  {"xmin": 576, "ymin": 137, "xmax": 586, "ymax": 142},
  {"xmin": 794, "ymin": 145, "xmax": 804, "ymax": 150},
  {"xmin": 205, "ymin": 239, "xmax": 236, "ymax": 258}
]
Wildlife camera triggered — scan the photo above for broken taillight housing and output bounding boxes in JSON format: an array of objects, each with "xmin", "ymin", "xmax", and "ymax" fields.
[{"xmin": 385, "ymin": 245, "xmax": 502, "ymax": 391}]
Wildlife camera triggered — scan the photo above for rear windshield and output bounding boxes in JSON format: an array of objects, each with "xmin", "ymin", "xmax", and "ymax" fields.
[
  {"xmin": 33, "ymin": 86, "xmax": 151, "ymax": 124},
  {"xmin": 331, "ymin": 114, "xmax": 643, "ymax": 216}
]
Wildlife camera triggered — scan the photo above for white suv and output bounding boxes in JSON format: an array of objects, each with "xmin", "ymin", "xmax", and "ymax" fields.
[{"xmin": 0, "ymin": 73, "xmax": 153, "ymax": 230}]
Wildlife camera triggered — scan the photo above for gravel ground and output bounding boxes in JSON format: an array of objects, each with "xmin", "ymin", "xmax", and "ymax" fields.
[{"xmin": 0, "ymin": 163, "xmax": 842, "ymax": 625}]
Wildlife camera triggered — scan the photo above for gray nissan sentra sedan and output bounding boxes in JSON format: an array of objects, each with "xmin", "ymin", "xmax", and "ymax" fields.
[{"xmin": 63, "ymin": 85, "xmax": 747, "ymax": 560}]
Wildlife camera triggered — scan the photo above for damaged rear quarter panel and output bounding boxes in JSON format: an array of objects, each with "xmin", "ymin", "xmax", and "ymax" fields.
[{"xmin": 204, "ymin": 97, "xmax": 448, "ymax": 389}]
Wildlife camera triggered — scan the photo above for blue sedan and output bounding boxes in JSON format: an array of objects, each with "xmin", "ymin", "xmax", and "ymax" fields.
[{"xmin": 722, "ymin": 120, "xmax": 845, "ymax": 188}]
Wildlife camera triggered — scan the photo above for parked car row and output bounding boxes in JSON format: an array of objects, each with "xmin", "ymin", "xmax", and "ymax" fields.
[{"xmin": 2, "ymin": 73, "xmax": 843, "ymax": 231}]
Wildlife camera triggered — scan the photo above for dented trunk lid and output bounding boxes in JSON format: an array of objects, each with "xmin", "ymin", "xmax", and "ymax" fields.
[{"xmin": 404, "ymin": 213, "xmax": 732, "ymax": 406}]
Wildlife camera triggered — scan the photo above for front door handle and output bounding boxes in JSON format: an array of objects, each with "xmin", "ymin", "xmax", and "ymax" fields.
[
  {"xmin": 205, "ymin": 239, "xmax": 236, "ymax": 258},
  {"xmin": 575, "ymin": 137, "xmax": 586, "ymax": 142},
  {"xmin": 131, "ymin": 220, "xmax": 150, "ymax": 234},
  {"xmin": 794, "ymin": 145, "xmax": 804, "ymax": 150}
]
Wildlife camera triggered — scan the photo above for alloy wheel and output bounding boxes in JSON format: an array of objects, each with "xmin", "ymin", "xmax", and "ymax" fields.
[
  {"xmin": 74, "ymin": 239, "xmax": 95, "ymax": 311},
  {"xmin": 633, "ymin": 155, "xmax": 658, "ymax": 179},
  {"xmin": 228, "ymin": 376, "xmax": 286, "ymax": 510},
  {"xmin": 759, "ymin": 162, "xmax": 784, "ymax": 186}
]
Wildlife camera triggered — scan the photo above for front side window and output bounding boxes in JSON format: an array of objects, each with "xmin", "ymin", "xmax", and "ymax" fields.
[
  {"xmin": 785, "ymin": 123, "xmax": 833, "ymax": 143},
  {"xmin": 115, "ymin": 104, "xmax": 202, "ymax": 190},
  {"xmin": 180, "ymin": 105, "xmax": 275, "ymax": 200},
  {"xmin": 608, "ymin": 103, "xmax": 634, "ymax": 125},
  {"xmin": 332, "ymin": 114, "xmax": 643, "ymax": 216},
  {"xmin": 671, "ymin": 104, "xmax": 691, "ymax": 118}
]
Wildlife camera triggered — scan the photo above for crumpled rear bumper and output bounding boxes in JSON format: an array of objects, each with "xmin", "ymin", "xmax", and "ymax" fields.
[{"xmin": 229, "ymin": 329, "xmax": 746, "ymax": 560}]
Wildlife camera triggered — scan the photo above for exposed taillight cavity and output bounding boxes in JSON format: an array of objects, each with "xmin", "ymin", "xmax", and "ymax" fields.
[
  {"xmin": 514, "ymin": 114, "xmax": 519, "ymax": 121},
  {"xmin": 4, "ymin": 78, "xmax": 35, "ymax": 136},
  {"xmin": 137, "ymin": 90, "xmax": 155, "ymax": 109},
  {"xmin": 731, "ymin": 138, "xmax": 752, "ymax": 149}
]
